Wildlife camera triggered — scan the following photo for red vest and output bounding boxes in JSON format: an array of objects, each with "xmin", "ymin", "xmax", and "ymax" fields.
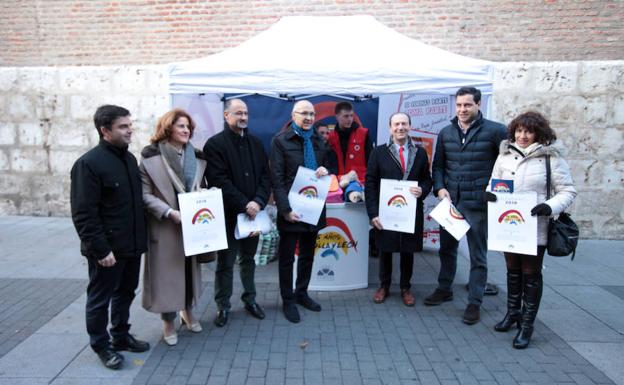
[{"xmin": 328, "ymin": 126, "xmax": 368, "ymax": 182}]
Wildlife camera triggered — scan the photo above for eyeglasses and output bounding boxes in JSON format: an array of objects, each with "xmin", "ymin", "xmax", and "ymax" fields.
[{"xmin": 294, "ymin": 111, "xmax": 316, "ymax": 118}]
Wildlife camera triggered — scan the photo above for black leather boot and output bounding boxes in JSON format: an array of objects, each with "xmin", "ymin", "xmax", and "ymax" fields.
[
  {"xmin": 494, "ymin": 270, "xmax": 522, "ymax": 332},
  {"xmin": 513, "ymin": 273, "xmax": 542, "ymax": 349}
]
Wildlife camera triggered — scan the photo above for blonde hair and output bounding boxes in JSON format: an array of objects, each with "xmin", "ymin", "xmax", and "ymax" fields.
[{"xmin": 150, "ymin": 109, "xmax": 196, "ymax": 143}]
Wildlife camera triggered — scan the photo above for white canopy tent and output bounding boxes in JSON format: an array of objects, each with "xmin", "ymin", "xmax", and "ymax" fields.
[{"xmin": 168, "ymin": 15, "xmax": 494, "ymax": 96}]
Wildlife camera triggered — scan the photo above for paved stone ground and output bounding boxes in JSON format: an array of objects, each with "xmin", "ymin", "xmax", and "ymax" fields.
[
  {"xmin": 0, "ymin": 216, "xmax": 623, "ymax": 385},
  {"xmin": 131, "ymin": 283, "xmax": 616, "ymax": 385},
  {"xmin": 0, "ymin": 278, "xmax": 86, "ymax": 358}
]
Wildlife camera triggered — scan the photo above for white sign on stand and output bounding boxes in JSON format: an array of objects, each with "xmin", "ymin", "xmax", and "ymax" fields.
[
  {"xmin": 178, "ymin": 189, "xmax": 228, "ymax": 256},
  {"xmin": 306, "ymin": 203, "xmax": 370, "ymax": 291},
  {"xmin": 488, "ymin": 191, "xmax": 538, "ymax": 255}
]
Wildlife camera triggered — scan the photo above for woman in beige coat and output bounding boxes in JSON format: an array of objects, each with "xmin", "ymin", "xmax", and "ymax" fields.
[{"xmin": 140, "ymin": 109, "xmax": 207, "ymax": 346}]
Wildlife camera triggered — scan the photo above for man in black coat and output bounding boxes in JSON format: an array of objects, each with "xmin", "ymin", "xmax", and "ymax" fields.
[
  {"xmin": 365, "ymin": 112, "xmax": 432, "ymax": 306},
  {"xmin": 424, "ymin": 87, "xmax": 507, "ymax": 325},
  {"xmin": 204, "ymin": 98, "xmax": 271, "ymax": 327},
  {"xmin": 269, "ymin": 100, "xmax": 330, "ymax": 323},
  {"xmin": 70, "ymin": 105, "xmax": 149, "ymax": 370}
]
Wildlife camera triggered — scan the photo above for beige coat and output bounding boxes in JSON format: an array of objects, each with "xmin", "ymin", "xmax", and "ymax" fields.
[{"xmin": 139, "ymin": 145, "xmax": 207, "ymax": 314}]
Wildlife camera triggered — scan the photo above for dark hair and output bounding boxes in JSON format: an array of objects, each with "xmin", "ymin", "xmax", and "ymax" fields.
[
  {"xmin": 508, "ymin": 111, "xmax": 557, "ymax": 145},
  {"xmin": 314, "ymin": 121, "xmax": 328, "ymax": 130},
  {"xmin": 150, "ymin": 108, "xmax": 196, "ymax": 143},
  {"xmin": 388, "ymin": 112, "xmax": 411, "ymax": 126},
  {"xmin": 224, "ymin": 98, "xmax": 246, "ymax": 111},
  {"xmin": 93, "ymin": 105, "xmax": 130, "ymax": 138},
  {"xmin": 456, "ymin": 87, "xmax": 481, "ymax": 104},
  {"xmin": 334, "ymin": 101, "xmax": 353, "ymax": 115}
]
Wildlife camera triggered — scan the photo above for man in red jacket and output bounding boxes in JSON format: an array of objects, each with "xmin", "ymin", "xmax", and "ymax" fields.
[{"xmin": 327, "ymin": 102, "xmax": 373, "ymax": 184}]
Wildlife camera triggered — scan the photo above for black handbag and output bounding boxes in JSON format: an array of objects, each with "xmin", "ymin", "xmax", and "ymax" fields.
[{"xmin": 545, "ymin": 155, "xmax": 579, "ymax": 259}]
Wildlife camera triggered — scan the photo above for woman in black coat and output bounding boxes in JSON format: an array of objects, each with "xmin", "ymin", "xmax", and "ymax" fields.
[
  {"xmin": 365, "ymin": 112, "xmax": 432, "ymax": 307},
  {"xmin": 269, "ymin": 100, "xmax": 330, "ymax": 324}
]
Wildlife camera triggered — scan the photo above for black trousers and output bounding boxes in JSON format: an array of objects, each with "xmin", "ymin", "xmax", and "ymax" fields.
[
  {"xmin": 86, "ymin": 256, "xmax": 140, "ymax": 352},
  {"xmin": 379, "ymin": 252, "xmax": 414, "ymax": 291},
  {"xmin": 278, "ymin": 231, "xmax": 318, "ymax": 304}
]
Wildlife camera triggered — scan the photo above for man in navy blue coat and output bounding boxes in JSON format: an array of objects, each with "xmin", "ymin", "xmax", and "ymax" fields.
[{"xmin": 424, "ymin": 87, "xmax": 507, "ymax": 325}]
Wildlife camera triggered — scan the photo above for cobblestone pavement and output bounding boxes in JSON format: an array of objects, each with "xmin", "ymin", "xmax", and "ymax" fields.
[
  {"xmin": 131, "ymin": 283, "xmax": 616, "ymax": 385},
  {"xmin": 0, "ymin": 278, "xmax": 86, "ymax": 358}
]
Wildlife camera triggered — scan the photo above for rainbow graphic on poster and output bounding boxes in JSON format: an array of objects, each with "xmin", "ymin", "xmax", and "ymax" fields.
[
  {"xmin": 449, "ymin": 205, "xmax": 465, "ymax": 220},
  {"xmin": 315, "ymin": 217, "xmax": 358, "ymax": 261},
  {"xmin": 498, "ymin": 209, "xmax": 525, "ymax": 225},
  {"xmin": 387, "ymin": 194, "xmax": 408, "ymax": 208},
  {"xmin": 192, "ymin": 208, "xmax": 215, "ymax": 225},
  {"xmin": 298, "ymin": 185, "xmax": 318, "ymax": 198},
  {"xmin": 491, "ymin": 179, "xmax": 514, "ymax": 193}
]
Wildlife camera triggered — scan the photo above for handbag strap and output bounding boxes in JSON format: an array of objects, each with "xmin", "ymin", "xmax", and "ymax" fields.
[{"xmin": 545, "ymin": 154, "xmax": 551, "ymax": 200}]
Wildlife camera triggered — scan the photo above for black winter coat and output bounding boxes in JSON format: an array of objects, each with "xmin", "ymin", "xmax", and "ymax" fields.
[
  {"xmin": 70, "ymin": 140, "xmax": 147, "ymax": 259},
  {"xmin": 269, "ymin": 124, "xmax": 330, "ymax": 233},
  {"xmin": 432, "ymin": 112, "xmax": 507, "ymax": 211},
  {"xmin": 365, "ymin": 142, "xmax": 432, "ymax": 253},
  {"xmin": 204, "ymin": 125, "xmax": 271, "ymax": 228}
]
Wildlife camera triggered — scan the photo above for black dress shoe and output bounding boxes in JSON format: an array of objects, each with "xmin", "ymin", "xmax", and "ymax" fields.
[
  {"xmin": 296, "ymin": 295, "xmax": 321, "ymax": 312},
  {"xmin": 283, "ymin": 303, "xmax": 300, "ymax": 323},
  {"xmin": 112, "ymin": 335, "xmax": 150, "ymax": 353},
  {"xmin": 245, "ymin": 302, "xmax": 266, "ymax": 320},
  {"xmin": 97, "ymin": 347, "xmax": 124, "ymax": 370},
  {"xmin": 214, "ymin": 310, "xmax": 229, "ymax": 327}
]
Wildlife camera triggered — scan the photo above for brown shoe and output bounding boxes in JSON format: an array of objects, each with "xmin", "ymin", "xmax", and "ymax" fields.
[
  {"xmin": 373, "ymin": 287, "xmax": 388, "ymax": 303},
  {"xmin": 401, "ymin": 289, "xmax": 415, "ymax": 307}
]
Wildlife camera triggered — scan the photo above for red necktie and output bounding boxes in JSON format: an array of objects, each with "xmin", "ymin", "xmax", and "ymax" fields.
[{"xmin": 399, "ymin": 146, "xmax": 406, "ymax": 173}]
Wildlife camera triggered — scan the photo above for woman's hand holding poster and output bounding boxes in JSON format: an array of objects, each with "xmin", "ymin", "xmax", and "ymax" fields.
[{"xmin": 487, "ymin": 191, "xmax": 537, "ymax": 255}]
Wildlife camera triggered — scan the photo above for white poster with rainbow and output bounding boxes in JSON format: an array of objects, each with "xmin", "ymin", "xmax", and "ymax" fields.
[
  {"xmin": 378, "ymin": 179, "xmax": 418, "ymax": 234},
  {"xmin": 288, "ymin": 166, "xmax": 331, "ymax": 226},
  {"xmin": 487, "ymin": 191, "xmax": 538, "ymax": 255},
  {"xmin": 178, "ymin": 189, "xmax": 228, "ymax": 256}
]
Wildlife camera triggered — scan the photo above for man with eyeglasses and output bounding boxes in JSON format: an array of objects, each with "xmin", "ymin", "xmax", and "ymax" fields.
[
  {"xmin": 269, "ymin": 100, "xmax": 330, "ymax": 323},
  {"xmin": 204, "ymin": 98, "xmax": 271, "ymax": 327}
]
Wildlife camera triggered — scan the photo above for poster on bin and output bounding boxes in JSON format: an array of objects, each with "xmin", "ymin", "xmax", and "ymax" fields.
[
  {"xmin": 487, "ymin": 191, "xmax": 538, "ymax": 255},
  {"xmin": 178, "ymin": 189, "xmax": 228, "ymax": 256}
]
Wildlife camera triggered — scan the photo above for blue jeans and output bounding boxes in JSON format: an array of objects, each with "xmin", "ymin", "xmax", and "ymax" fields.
[{"xmin": 437, "ymin": 206, "xmax": 488, "ymax": 306}]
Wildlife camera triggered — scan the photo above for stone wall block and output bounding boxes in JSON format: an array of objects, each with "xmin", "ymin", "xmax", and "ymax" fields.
[
  {"xmin": 601, "ymin": 160, "xmax": 624, "ymax": 188},
  {"xmin": 0, "ymin": 149, "xmax": 9, "ymax": 171},
  {"xmin": 0, "ymin": 122, "xmax": 16, "ymax": 145},
  {"xmin": 70, "ymin": 95, "xmax": 101, "ymax": 121},
  {"xmin": 583, "ymin": 95, "xmax": 609, "ymax": 125},
  {"xmin": 138, "ymin": 94, "xmax": 170, "ymax": 122},
  {"xmin": 7, "ymin": 95, "xmax": 36, "ymax": 120},
  {"xmin": 0, "ymin": 199, "xmax": 18, "ymax": 216},
  {"xmin": 18, "ymin": 121, "xmax": 46, "ymax": 146},
  {"xmin": 59, "ymin": 67, "xmax": 112, "ymax": 94},
  {"xmin": 534, "ymin": 62, "xmax": 578, "ymax": 93},
  {"xmin": 0, "ymin": 174, "xmax": 29, "ymax": 195},
  {"xmin": 493, "ymin": 62, "xmax": 533, "ymax": 91},
  {"xmin": 578, "ymin": 61, "xmax": 624, "ymax": 94},
  {"xmin": 10, "ymin": 148, "xmax": 48, "ymax": 173},
  {"xmin": 0, "ymin": 68, "xmax": 18, "ymax": 92},
  {"xmin": 49, "ymin": 149, "xmax": 83, "ymax": 175},
  {"xmin": 49, "ymin": 124, "xmax": 90, "ymax": 147},
  {"xmin": 145, "ymin": 65, "xmax": 169, "ymax": 93},
  {"xmin": 16, "ymin": 67, "xmax": 58, "ymax": 94},
  {"xmin": 549, "ymin": 95, "xmax": 585, "ymax": 124},
  {"xmin": 613, "ymin": 94, "xmax": 624, "ymax": 125},
  {"xmin": 112, "ymin": 67, "xmax": 149, "ymax": 94},
  {"xmin": 568, "ymin": 159, "xmax": 602, "ymax": 187},
  {"xmin": 38, "ymin": 94, "xmax": 68, "ymax": 119}
]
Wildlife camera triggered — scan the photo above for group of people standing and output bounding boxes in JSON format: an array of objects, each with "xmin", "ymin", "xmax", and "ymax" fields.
[{"xmin": 70, "ymin": 87, "xmax": 576, "ymax": 370}]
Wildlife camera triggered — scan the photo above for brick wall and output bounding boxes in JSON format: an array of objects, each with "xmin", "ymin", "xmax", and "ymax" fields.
[{"xmin": 2, "ymin": 0, "xmax": 623, "ymax": 66}]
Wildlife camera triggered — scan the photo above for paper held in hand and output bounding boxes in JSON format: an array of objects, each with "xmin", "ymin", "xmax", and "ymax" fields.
[
  {"xmin": 178, "ymin": 189, "xmax": 228, "ymax": 256},
  {"xmin": 287, "ymin": 166, "xmax": 331, "ymax": 226},
  {"xmin": 234, "ymin": 210, "xmax": 272, "ymax": 240},
  {"xmin": 487, "ymin": 191, "xmax": 538, "ymax": 255},
  {"xmin": 429, "ymin": 198, "xmax": 470, "ymax": 241},
  {"xmin": 378, "ymin": 179, "xmax": 418, "ymax": 234}
]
